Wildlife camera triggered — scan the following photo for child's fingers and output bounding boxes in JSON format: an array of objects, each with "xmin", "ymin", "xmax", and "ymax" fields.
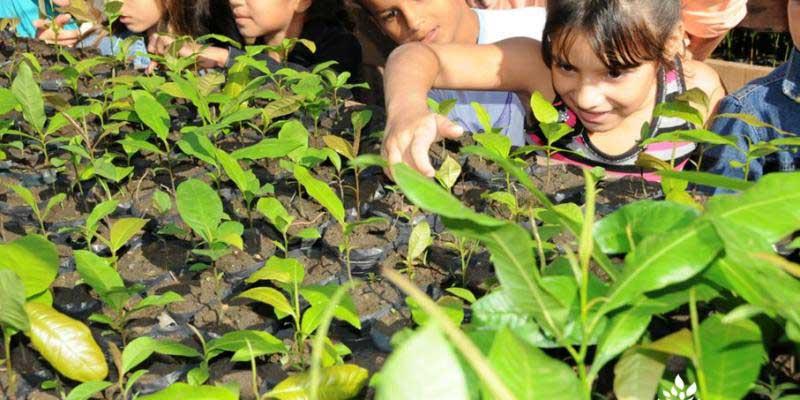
[
  {"xmin": 145, "ymin": 61, "xmax": 159, "ymax": 74},
  {"xmin": 33, "ymin": 19, "xmax": 48, "ymax": 29},
  {"xmin": 408, "ymin": 116, "xmax": 439, "ymax": 177},
  {"xmin": 434, "ymin": 115, "xmax": 465, "ymax": 139},
  {"xmin": 52, "ymin": 0, "xmax": 71, "ymax": 7},
  {"xmin": 53, "ymin": 14, "xmax": 74, "ymax": 27}
]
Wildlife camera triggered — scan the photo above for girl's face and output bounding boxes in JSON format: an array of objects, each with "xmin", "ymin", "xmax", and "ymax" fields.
[
  {"xmin": 790, "ymin": 0, "xmax": 800, "ymax": 51},
  {"xmin": 120, "ymin": 0, "xmax": 164, "ymax": 33},
  {"xmin": 551, "ymin": 33, "xmax": 658, "ymax": 133},
  {"xmin": 362, "ymin": 0, "xmax": 471, "ymax": 45},
  {"xmin": 229, "ymin": 0, "xmax": 309, "ymax": 41}
]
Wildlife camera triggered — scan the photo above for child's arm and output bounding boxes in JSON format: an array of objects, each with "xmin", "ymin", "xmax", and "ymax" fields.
[{"xmin": 382, "ymin": 37, "xmax": 552, "ymax": 177}]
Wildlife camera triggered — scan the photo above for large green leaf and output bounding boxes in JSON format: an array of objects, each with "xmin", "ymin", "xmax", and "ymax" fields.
[
  {"xmin": 294, "ymin": 165, "xmax": 345, "ymax": 227},
  {"xmin": 25, "ymin": 302, "xmax": 108, "ymax": 382},
  {"xmin": 216, "ymin": 148, "xmax": 258, "ymax": 197},
  {"xmin": 109, "ymin": 218, "xmax": 148, "ymax": 253},
  {"xmin": 699, "ymin": 314, "xmax": 766, "ymax": 400},
  {"xmin": 74, "ymin": 250, "xmax": 128, "ymax": 311},
  {"xmin": 64, "ymin": 381, "xmax": 113, "ymax": 400},
  {"xmin": 375, "ymin": 324, "xmax": 468, "ymax": 400},
  {"xmin": 0, "ymin": 87, "xmax": 18, "ymax": 115},
  {"xmin": 598, "ymin": 221, "xmax": 722, "ymax": 316},
  {"xmin": 11, "ymin": 61, "xmax": 45, "ymax": 133},
  {"xmin": 300, "ymin": 285, "xmax": 361, "ymax": 330},
  {"xmin": 176, "ymin": 179, "xmax": 224, "ymax": 243},
  {"xmin": 593, "ymin": 201, "xmax": 699, "ymax": 254},
  {"xmin": 705, "ymin": 172, "xmax": 800, "ymax": 244},
  {"xmin": 0, "ymin": 270, "xmax": 30, "ymax": 332},
  {"xmin": 232, "ymin": 120, "xmax": 308, "ymax": 161},
  {"xmin": 0, "ymin": 235, "xmax": 59, "ymax": 298},
  {"xmin": 266, "ymin": 364, "xmax": 368, "ymax": 400},
  {"xmin": 485, "ymin": 328, "xmax": 581, "ymax": 400},
  {"xmin": 393, "ymin": 164, "xmax": 569, "ymax": 339},
  {"xmin": 132, "ymin": 90, "xmax": 170, "ymax": 141},
  {"xmin": 641, "ymin": 329, "xmax": 694, "ymax": 359},
  {"xmin": 470, "ymin": 289, "xmax": 557, "ymax": 348},
  {"xmin": 247, "ymin": 256, "xmax": 305, "ymax": 285},
  {"xmin": 589, "ymin": 306, "xmax": 652, "ymax": 379},
  {"xmin": 613, "ymin": 348, "xmax": 668, "ymax": 400},
  {"xmin": 257, "ymin": 197, "xmax": 293, "ymax": 234},
  {"xmin": 177, "ymin": 131, "xmax": 218, "ymax": 167},
  {"xmin": 138, "ymin": 383, "xmax": 238, "ymax": 400},
  {"xmin": 85, "ymin": 199, "xmax": 119, "ymax": 243}
]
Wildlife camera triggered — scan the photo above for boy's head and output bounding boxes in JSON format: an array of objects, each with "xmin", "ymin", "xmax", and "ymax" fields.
[
  {"xmin": 790, "ymin": 0, "xmax": 800, "ymax": 50},
  {"xmin": 357, "ymin": 0, "xmax": 472, "ymax": 45},
  {"xmin": 228, "ymin": 0, "xmax": 311, "ymax": 42}
]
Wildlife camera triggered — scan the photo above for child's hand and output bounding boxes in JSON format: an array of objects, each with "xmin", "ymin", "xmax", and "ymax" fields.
[
  {"xmin": 147, "ymin": 33, "xmax": 229, "ymax": 69},
  {"xmin": 33, "ymin": 14, "xmax": 80, "ymax": 47},
  {"xmin": 382, "ymin": 110, "xmax": 464, "ymax": 178}
]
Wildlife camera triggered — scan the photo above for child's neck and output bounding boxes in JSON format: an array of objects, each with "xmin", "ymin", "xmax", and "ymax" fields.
[
  {"xmin": 452, "ymin": 9, "xmax": 480, "ymax": 45},
  {"xmin": 264, "ymin": 13, "xmax": 306, "ymax": 47}
]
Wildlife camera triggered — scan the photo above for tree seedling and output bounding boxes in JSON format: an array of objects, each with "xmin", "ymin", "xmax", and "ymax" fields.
[
  {"xmin": 293, "ymin": 165, "xmax": 384, "ymax": 280},
  {"xmin": 404, "ymin": 220, "xmax": 433, "ymax": 279},
  {"xmin": 74, "ymin": 250, "xmax": 182, "ymax": 343},
  {"xmin": 256, "ymin": 197, "xmax": 320, "ymax": 255},
  {"xmin": 4, "ymin": 183, "xmax": 65, "ymax": 236},
  {"xmin": 238, "ymin": 256, "xmax": 361, "ymax": 368}
]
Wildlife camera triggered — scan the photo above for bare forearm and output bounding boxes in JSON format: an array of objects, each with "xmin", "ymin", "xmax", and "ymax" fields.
[{"xmin": 384, "ymin": 42, "xmax": 442, "ymax": 117}]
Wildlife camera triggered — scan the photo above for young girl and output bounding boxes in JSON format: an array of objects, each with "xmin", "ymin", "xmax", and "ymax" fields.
[
  {"xmin": 150, "ymin": 0, "xmax": 362, "ymax": 77},
  {"xmin": 381, "ymin": 0, "xmax": 724, "ymax": 179}
]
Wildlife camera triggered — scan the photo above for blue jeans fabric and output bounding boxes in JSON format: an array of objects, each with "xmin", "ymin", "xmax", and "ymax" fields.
[
  {"xmin": 704, "ymin": 47, "xmax": 800, "ymax": 191},
  {"xmin": 77, "ymin": 30, "xmax": 150, "ymax": 70}
]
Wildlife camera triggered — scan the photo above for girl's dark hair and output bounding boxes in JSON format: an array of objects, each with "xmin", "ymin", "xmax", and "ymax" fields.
[
  {"xmin": 541, "ymin": 0, "xmax": 681, "ymax": 70},
  {"xmin": 307, "ymin": 0, "xmax": 355, "ymax": 30}
]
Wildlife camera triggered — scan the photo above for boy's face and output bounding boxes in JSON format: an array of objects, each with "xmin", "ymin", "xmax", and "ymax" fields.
[
  {"xmin": 361, "ymin": 0, "xmax": 470, "ymax": 45},
  {"xmin": 229, "ymin": 0, "xmax": 309, "ymax": 41},
  {"xmin": 120, "ymin": 0, "xmax": 164, "ymax": 33},
  {"xmin": 790, "ymin": 0, "xmax": 800, "ymax": 50}
]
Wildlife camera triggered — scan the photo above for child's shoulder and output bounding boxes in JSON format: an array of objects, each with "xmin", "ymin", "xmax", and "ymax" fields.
[{"xmin": 682, "ymin": 58, "xmax": 725, "ymax": 114}]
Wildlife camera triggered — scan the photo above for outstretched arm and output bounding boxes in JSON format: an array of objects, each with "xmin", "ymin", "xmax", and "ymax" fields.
[{"xmin": 382, "ymin": 37, "xmax": 552, "ymax": 177}]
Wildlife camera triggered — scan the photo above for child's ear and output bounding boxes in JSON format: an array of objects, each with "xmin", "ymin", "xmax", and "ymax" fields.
[{"xmin": 295, "ymin": 0, "xmax": 313, "ymax": 13}]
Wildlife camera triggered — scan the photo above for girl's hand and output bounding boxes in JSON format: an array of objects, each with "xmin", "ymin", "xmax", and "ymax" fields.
[
  {"xmin": 34, "ymin": 14, "xmax": 80, "ymax": 47},
  {"xmin": 147, "ymin": 32, "xmax": 229, "ymax": 69},
  {"xmin": 382, "ymin": 109, "xmax": 464, "ymax": 178}
]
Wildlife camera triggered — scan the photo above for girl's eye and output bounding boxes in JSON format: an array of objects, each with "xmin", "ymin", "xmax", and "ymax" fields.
[
  {"xmin": 381, "ymin": 10, "xmax": 398, "ymax": 21},
  {"xmin": 557, "ymin": 62, "xmax": 575, "ymax": 72},
  {"xmin": 607, "ymin": 69, "xmax": 627, "ymax": 79}
]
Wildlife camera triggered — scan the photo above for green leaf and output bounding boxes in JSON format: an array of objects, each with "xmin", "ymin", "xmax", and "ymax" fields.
[
  {"xmin": 85, "ymin": 200, "xmax": 119, "ymax": 243},
  {"xmin": 613, "ymin": 348, "xmax": 668, "ymax": 400},
  {"xmin": 109, "ymin": 218, "xmax": 148, "ymax": 254},
  {"xmin": 216, "ymin": 148, "xmax": 259, "ymax": 199},
  {"xmin": 257, "ymin": 197, "xmax": 294, "ymax": 234},
  {"xmin": 0, "ymin": 87, "xmax": 19, "ymax": 115},
  {"xmin": 0, "ymin": 235, "xmax": 59, "ymax": 298},
  {"xmin": 7, "ymin": 183, "xmax": 38, "ymax": 213},
  {"xmin": 589, "ymin": 306, "xmax": 652, "ymax": 378},
  {"xmin": 74, "ymin": 250, "xmax": 127, "ymax": 310},
  {"xmin": 445, "ymin": 288, "xmax": 476, "ymax": 304},
  {"xmin": 485, "ymin": 328, "xmax": 581, "ymax": 400},
  {"xmin": 132, "ymin": 90, "xmax": 170, "ymax": 141},
  {"xmin": 299, "ymin": 285, "xmax": 361, "ymax": 330},
  {"xmin": 699, "ymin": 314, "xmax": 765, "ymax": 400},
  {"xmin": 641, "ymin": 329, "xmax": 694, "ymax": 358},
  {"xmin": 351, "ymin": 109, "xmax": 373, "ymax": 135},
  {"xmin": 207, "ymin": 330, "xmax": 286, "ymax": 361},
  {"xmin": 656, "ymin": 170, "xmax": 753, "ymax": 192},
  {"xmin": 652, "ymin": 101, "xmax": 704, "ymax": 127},
  {"xmin": 348, "ymin": 154, "xmax": 387, "ymax": 170},
  {"xmin": 176, "ymin": 179, "xmax": 224, "ymax": 244},
  {"xmin": 435, "ymin": 156, "xmax": 461, "ymax": 191},
  {"xmin": 238, "ymin": 287, "xmax": 295, "ymax": 319},
  {"xmin": 266, "ymin": 364, "xmax": 369, "ymax": 400},
  {"xmin": 25, "ymin": 302, "xmax": 108, "ymax": 382},
  {"xmin": 138, "ymin": 383, "xmax": 239, "ymax": 400},
  {"xmin": 131, "ymin": 291, "xmax": 183, "ymax": 312},
  {"xmin": 375, "ymin": 324, "xmax": 468, "ymax": 400},
  {"xmin": 407, "ymin": 220, "xmax": 432, "ymax": 263},
  {"xmin": 594, "ymin": 200, "xmax": 699, "ymax": 254},
  {"xmin": 64, "ymin": 381, "xmax": 113, "ymax": 400},
  {"xmin": 177, "ymin": 131, "xmax": 218, "ymax": 167},
  {"xmin": 122, "ymin": 336, "xmax": 199, "ymax": 375},
  {"xmin": 152, "ymin": 190, "xmax": 172, "ymax": 214},
  {"xmin": 530, "ymin": 91, "xmax": 559, "ymax": 124},
  {"xmin": 598, "ymin": 221, "xmax": 722, "ymax": 316},
  {"xmin": 473, "ymin": 132, "xmax": 511, "ymax": 158},
  {"xmin": 322, "ymin": 135, "xmax": 355, "ymax": 160},
  {"xmin": 216, "ymin": 221, "xmax": 244, "ymax": 250},
  {"xmin": 248, "ymin": 256, "xmax": 305, "ymax": 285},
  {"xmin": 0, "ymin": 270, "xmax": 30, "ymax": 332},
  {"xmin": 11, "ymin": 61, "xmax": 45, "ymax": 133},
  {"xmin": 43, "ymin": 193, "xmax": 66, "ymax": 219},
  {"xmin": 294, "ymin": 165, "xmax": 345, "ymax": 227},
  {"xmin": 407, "ymin": 296, "xmax": 463, "ymax": 327}
]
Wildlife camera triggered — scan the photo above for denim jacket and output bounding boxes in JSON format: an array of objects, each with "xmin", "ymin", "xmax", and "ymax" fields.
[{"xmin": 704, "ymin": 47, "xmax": 800, "ymax": 189}]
